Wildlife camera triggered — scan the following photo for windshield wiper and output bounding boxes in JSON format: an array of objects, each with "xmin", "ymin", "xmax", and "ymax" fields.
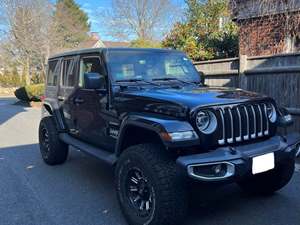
[
  {"xmin": 152, "ymin": 77, "xmax": 197, "ymax": 85},
  {"xmin": 115, "ymin": 78, "xmax": 159, "ymax": 86}
]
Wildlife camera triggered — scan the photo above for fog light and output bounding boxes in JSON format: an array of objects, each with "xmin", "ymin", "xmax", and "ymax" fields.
[
  {"xmin": 187, "ymin": 162, "xmax": 235, "ymax": 181},
  {"xmin": 278, "ymin": 114, "xmax": 293, "ymax": 127}
]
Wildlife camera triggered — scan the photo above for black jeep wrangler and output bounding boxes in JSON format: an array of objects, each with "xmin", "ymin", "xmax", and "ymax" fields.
[{"xmin": 39, "ymin": 48, "xmax": 300, "ymax": 225}]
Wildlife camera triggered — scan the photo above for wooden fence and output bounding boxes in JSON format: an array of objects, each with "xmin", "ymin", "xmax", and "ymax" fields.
[{"xmin": 194, "ymin": 53, "xmax": 300, "ymax": 133}]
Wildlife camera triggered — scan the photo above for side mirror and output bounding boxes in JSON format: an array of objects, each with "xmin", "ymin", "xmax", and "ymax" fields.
[
  {"xmin": 84, "ymin": 72, "xmax": 105, "ymax": 90},
  {"xmin": 198, "ymin": 71, "xmax": 206, "ymax": 86}
]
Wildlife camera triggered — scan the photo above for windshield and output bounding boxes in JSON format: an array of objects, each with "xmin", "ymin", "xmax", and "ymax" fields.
[{"xmin": 105, "ymin": 50, "xmax": 201, "ymax": 83}]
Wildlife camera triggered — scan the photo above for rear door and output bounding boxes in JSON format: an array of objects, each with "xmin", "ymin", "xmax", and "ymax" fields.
[
  {"xmin": 57, "ymin": 56, "xmax": 79, "ymax": 132},
  {"xmin": 45, "ymin": 59, "xmax": 60, "ymax": 99}
]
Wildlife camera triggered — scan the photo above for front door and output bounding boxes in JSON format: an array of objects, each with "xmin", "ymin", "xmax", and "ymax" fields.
[{"xmin": 72, "ymin": 55, "xmax": 116, "ymax": 151}]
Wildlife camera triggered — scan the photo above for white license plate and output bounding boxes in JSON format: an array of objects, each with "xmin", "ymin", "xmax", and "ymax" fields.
[{"xmin": 252, "ymin": 152, "xmax": 275, "ymax": 175}]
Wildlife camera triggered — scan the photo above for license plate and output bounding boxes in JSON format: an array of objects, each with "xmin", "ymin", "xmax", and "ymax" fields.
[{"xmin": 252, "ymin": 152, "xmax": 275, "ymax": 175}]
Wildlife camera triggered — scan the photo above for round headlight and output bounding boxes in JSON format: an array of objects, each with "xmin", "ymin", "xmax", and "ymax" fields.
[
  {"xmin": 266, "ymin": 103, "xmax": 277, "ymax": 123},
  {"xmin": 196, "ymin": 111, "xmax": 217, "ymax": 134}
]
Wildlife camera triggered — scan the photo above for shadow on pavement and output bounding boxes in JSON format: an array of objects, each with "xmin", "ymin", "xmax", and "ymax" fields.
[
  {"xmin": 0, "ymin": 97, "xmax": 30, "ymax": 125},
  {"xmin": 0, "ymin": 143, "xmax": 127, "ymax": 225}
]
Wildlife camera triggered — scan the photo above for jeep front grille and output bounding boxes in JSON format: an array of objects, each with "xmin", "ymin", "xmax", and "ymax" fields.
[{"xmin": 217, "ymin": 103, "xmax": 270, "ymax": 145}]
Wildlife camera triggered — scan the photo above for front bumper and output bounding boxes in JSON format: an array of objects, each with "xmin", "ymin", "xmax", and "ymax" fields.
[{"xmin": 176, "ymin": 133, "xmax": 300, "ymax": 182}]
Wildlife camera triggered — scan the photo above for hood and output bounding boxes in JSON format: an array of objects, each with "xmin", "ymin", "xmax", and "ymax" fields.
[{"xmin": 114, "ymin": 85, "xmax": 270, "ymax": 116}]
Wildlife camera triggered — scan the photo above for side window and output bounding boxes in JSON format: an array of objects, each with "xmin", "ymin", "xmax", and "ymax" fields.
[
  {"xmin": 62, "ymin": 58, "xmax": 76, "ymax": 87},
  {"xmin": 79, "ymin": 57, "xmax": 106, "ymax": 88},
  {"xmin": 47, "ymin": 60, "xmax": 59, "ymax": 86}
]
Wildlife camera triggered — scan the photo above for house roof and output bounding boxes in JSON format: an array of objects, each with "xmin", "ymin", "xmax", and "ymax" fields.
[
  {"xmin": 102, "ymin": 41, "xmax": 129, "ymax": 47},
  {"xmin": 77, "ymin": 39, "xmax": 104, "ymax": 49},
  {"xmin": 77, "ymin": 32, "xmax": 129, "ymax": 49}
]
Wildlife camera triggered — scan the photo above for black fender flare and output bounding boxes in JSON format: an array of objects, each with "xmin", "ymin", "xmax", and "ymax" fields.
[
  {"xmin": 42, "ymin": 100, "xmax": 66, "ymax": 132},
  {"xmin": 115, "ymin": 114, "xmax": 196, "ymax": 156}
]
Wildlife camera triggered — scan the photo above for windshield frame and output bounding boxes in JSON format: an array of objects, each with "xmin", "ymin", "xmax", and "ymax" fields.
[{"xmin": 103, "ymin": 48, "xmax": 201, "ymax": 86}]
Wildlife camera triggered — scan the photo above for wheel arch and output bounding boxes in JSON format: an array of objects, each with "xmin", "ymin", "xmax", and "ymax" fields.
[
  {"xmin": 42, "ymin": 102, "xmax": 66, "ymax": 131},
  {"xmin": 43, "ymin": 103, "xmax": 53, "ymax": 115},
  {"xmin": 115, "ymin": 114, "xmax": 198, "ymax": 156},
  {"xmin": 115, "ymin": 121, "xmax": 167, "ymax": 156}
]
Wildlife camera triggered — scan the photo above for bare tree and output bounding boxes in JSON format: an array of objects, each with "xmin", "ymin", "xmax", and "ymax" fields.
[
  {"xmin": 100, "ymin": 0, "xmax": 181, "ymax": 40},
  {"xmin": 0, "ymin": 0, "xmax": 90, "ymax": 85},
  {"xmin": 0, "ymin": 0, "xmax": 52, "ymax": 84}
]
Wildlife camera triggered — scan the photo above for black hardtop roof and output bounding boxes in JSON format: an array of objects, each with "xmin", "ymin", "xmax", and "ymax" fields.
[{"xmin": 48, "ymin": 47, "xmax": 183, "ymax": 60}]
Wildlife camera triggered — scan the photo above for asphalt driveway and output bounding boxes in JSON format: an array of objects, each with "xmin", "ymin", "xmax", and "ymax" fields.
[{"xmin": 0, "ymin": 97, "xmax": 299, "ymax": 225}]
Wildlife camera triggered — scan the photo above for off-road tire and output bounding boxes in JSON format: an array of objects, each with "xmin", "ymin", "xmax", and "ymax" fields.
[
  {"xmin": 115, "ymin": 144, "xmax": 188, "ymax": 225},
  {"xmin": 238, "ymin": 159, "xmax": 295, "ymax": 195},
  {"xmin": 39, "ymin": 116, "xmax": 68, "ymax": 165}
]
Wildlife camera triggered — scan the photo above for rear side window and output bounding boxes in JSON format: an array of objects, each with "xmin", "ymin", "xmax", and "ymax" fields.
[
  {"xmin": 47, "ymin": 60, "xmax": 59, "ymax": 86},
  {"xmin": 62, "ymin": 58, "xmax": 76, "ymax": 87}
]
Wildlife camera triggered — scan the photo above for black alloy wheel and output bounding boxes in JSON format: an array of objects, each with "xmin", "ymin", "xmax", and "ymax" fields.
[
  {"xmin": 116, "ymin": 143, "xmax": 188, "ymax": 225},
  {"xmin": 125, "ymin": 167, "xmax": 155, "ymax": 218},
  {"xmin": 38, "ymin": 116, "xmax": 69, "ymax": 165},
  {"xmin": 40, "ymin": 126, "xmax": 51, "ymax": 159}
]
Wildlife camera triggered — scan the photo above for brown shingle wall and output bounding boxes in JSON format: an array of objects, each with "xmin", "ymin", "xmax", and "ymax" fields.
[
  {"xmin": 231, "ymin": 0, "xmax": 300, "ymax": 20},
  {"xmin": 238, "ymin": 12, "xmax": 300, "ymax": 56},
  {"xmin": 239, "ymin": 14, "xmax": 285, "ymax": 56}
]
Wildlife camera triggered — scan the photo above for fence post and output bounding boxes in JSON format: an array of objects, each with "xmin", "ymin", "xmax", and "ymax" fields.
[{"xmin": 239, "ymin": 55, "xmax": 248, "ymax": 90}]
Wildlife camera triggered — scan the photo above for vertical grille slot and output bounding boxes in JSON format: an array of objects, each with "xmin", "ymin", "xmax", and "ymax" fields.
[
  {"xmin": 227, "ymin": 108, "xmax": 234, "ymax": 143},
  {"xmin": 218, "ymin": 108, "xmax": 226, "ymax": 145},
  {"xmin": 235, "ymin": 107, "xmax": 242, "ymax": 142},
  {"xmin": 263, "ymin": 104, "xmax": 269, "ymax": 135},
  {"xmin": 257, "ymin": 104, "xmax": 263, "ymax": 137},
  {"xmin": 217, "ymin": 103, "xmax": 270, "ymax": 145},
  {"xmin": 242, "ymin": 105, "xmax": 250, "ymax": 140},
  {"xmin": 250, "ymin": 105, "xmax": 256, "ymax": 139}
]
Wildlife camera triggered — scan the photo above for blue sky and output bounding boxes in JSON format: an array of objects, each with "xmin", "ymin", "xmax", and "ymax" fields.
[
  {"xmin": 75, "ymin": 0, "xmax": 186, "ymax": 41},
  {"xmin": 75, "ymin": 0, "xmax": 111, "ymax": 39}
]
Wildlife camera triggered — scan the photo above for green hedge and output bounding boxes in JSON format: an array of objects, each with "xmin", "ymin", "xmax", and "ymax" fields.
[
  {"xmin": 0, "ymin": 72, "xmax": 22, "ymax": 87},
  {"xmin": 14, "ymin": 84, "xmax": 45, "ymax": 102}
]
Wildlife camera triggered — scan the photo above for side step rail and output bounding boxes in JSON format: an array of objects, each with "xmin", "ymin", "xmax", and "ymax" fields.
[{"xmin": 59, "ymin": 133, "xmax": 117, "ymax": 165}]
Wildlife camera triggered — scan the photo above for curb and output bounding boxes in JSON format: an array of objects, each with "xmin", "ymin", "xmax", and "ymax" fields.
[{"xmin": 0, "ymin": 95, "xmax": 15, "ymax": 98}]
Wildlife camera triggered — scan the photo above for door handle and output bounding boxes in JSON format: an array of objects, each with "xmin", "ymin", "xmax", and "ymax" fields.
[
  {"xmin": 58, "ymin": 96, "xmax": 65, "ymax": 101},
  {"xmin": 74, "ymin": 97, "xmax": 84, "ymax": 104}
]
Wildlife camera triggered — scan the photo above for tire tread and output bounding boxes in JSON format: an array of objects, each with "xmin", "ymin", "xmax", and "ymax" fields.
[
  {"xmin": 39, "ymin": 116, "xmax": 68, "ymax": 165},
  {"xmin": 116, "ymin": 143, "xmax": 188, "ymax": 225}
]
